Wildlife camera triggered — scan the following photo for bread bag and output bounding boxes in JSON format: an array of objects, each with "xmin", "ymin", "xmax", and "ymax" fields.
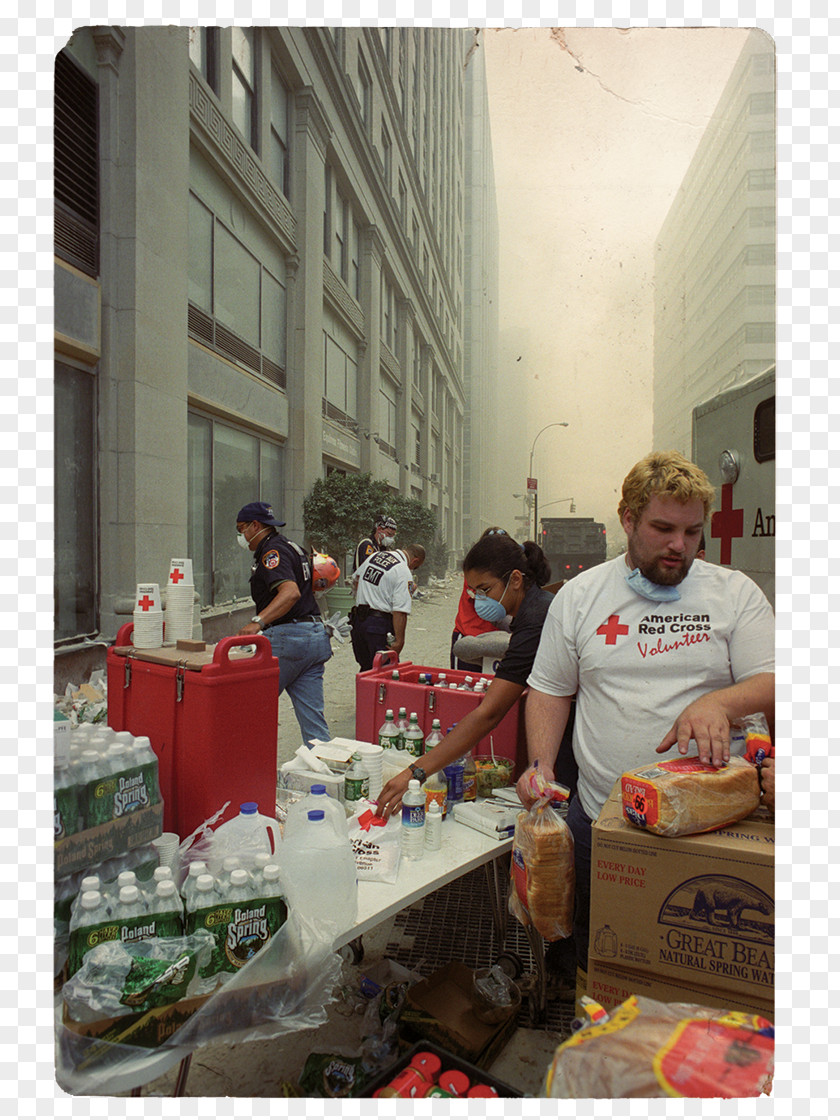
[
  {"xmin": 621, "ymin": 755, "xmax": 760, "ymax": 838},
  {"xmin": 508, "ymin": 798, "xmax": 574, "ymax": 941},
  {"xmin": 543, "ymin": 995, "xmax": 774, "ymax": 1098}
]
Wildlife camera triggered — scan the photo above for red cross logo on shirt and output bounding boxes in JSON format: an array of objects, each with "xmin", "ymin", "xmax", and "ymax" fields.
[
  {"xmin": 711, "ymin": 483, "xmax": 744, "ymax": 566},
  {"xmin": 170, "ymin": 567, "xmax": 184, "ymax": 583},
  {"xmin": 597, "ymin": 614, "xmax": 629, "ymax": 644},
  {"xmin": 137, "ymin": 595, "xmax": 155, "ymax": 611}
]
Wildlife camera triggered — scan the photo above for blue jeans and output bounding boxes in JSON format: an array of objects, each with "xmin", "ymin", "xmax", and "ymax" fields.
[
  {"xmin": 565, "ymin": 795, "xmax": 594, "ymax": 971},
  {"xmin": 264, "ymin": 621, "xmax": 332, "ymax": 746}
]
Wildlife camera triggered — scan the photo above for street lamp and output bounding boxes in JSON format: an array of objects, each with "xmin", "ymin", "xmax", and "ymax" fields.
[{"xmin": 529, "ymin": 422, "xmax": 569, "ymax": 539}]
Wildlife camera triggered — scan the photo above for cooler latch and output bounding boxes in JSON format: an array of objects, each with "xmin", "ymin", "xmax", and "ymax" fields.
[
  {"xmin": 378, "ymin": 683, "xmax": 387, "ymax": 704},
  {"xmin": 124, "ymin": 652, "xmax": 134, "ymax": 689},
  {"xmin": 427, "ymin": 690, "xmax": 436, "ymax": 713},
  {"xmin": 176, "ymin": 660, "xmax": 187, "ymax": 703}
]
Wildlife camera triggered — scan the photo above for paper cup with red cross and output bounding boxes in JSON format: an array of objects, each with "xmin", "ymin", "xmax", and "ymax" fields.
[
  {"xmin": 163, "ymin": 558, "xmax": 196, "ymax": 643},
  {"xmin": 133, "ymin": 583, "xmax": 164, "ymax": 648}
]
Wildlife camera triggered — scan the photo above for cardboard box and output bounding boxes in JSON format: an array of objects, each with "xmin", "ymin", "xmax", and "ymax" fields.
[
  {"xmin": 589, "ymin": 783, "xmax": 773, "ymax": 1003},
  {"xmin": 398, "ymin": 962, "xmax": 519, "ymax": 1068},
  {"xmin": 587, "ymin": 959, "xmax": 774, "ymax": 1022},
  {"xmin": 55, "ymin": 802, "xmax": 164, "ymax": 879}
]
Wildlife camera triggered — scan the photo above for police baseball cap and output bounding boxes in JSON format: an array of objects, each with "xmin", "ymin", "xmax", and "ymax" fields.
[
  {"xmin": 376, "ymin": 516, "xmax": 397, "ymax": 531},
  {"xmin": 236, "ymin": 501, "xmax": 285, "ymax": 527}
]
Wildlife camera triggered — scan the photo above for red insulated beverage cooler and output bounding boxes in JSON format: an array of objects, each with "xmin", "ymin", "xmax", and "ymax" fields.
[
  {"xmin": 107, "ymin": 624, "xmax": 280, "ymax": 838},
  {"xmin": 355, "ymin": 650, "xmax": 528, "ymax": 773}
]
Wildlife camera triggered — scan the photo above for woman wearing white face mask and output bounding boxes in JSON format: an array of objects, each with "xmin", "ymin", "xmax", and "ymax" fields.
[{"xmin": 375, "ymin": 532, "xmax": 575, "ymax": 820}]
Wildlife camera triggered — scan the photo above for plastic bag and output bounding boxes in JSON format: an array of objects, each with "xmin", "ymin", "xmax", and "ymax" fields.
[
  {"xmin": 347, "ymin": 804, "xmax": 402, "ymax": 884},
  {"xmin": 55, "ymin": 911, "xmax": 344, "ymax": 1095},
  {"xmin": 731, "ymin": 711, "xmax": 774, "ymax": 764},
  {"xmin": 508, "ymin": 797, "xmax": 574, "ymax": 941},
  {"xmin": 543, "ymin": 995, "xmax": 774, "ymax": 1098},
  {"xmin": 62, "ymin": 930, "xmax": 216, "ymax": 1022},
  {"xmin": 520, "ymin": 760, "xmax": 571, "ymax": 806}
]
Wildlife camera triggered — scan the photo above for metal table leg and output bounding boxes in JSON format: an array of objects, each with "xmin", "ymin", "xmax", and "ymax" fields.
[
  {"xmin": 481, "ymin": 853, "xmax": 510, "ymax": 949},
  {"xmin": 173, "ymin": 1054, "xmax": 192, "ymax": 1096},
  {"xmin": 524, "ymin": 924, "xmax": 547, "ymax": 1024}
]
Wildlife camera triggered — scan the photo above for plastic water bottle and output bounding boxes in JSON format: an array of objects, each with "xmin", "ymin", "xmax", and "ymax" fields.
[
  {"xmin": 54, "ymin": 753, "xmax": 80, "ymax": 841},
  {"xmin": 424, "ymin": 800, "xmax": 442, "ymax": 851},
  {"xmin": 209, "ymin": 802, "xmax": 282, "ymax": 874},
  {"xmin": 180, "ymin": 860, "xmax": 209, "ymax": 904},
  {"xmin": 461, "ymin": 676, "xmax": 475, "ymax": 691},
  {"xmin": 216, "ymin": 856, "xmax": 242, "ymax": 891},
  {"xmin": 444, "ymin": 756, "xmax": 465, "ymax": 812},
  {"xmin": 69, "ymin": 876, "xmax": 105, "ymax": 923},
  {"xmin": 285, "ymin": 783, "xmax": 347, "ymax": 840},
  {"xmin": 462, "ymin": 754, "xmax": 477, "ymax": 803},
  {"xmin": 281, "ymin": 810, "xmax": 357, "ymax": 932},
  {"xmin": 344, "ymin": 753, "xmax": 370, "ymax": 804},
  {"xmin": 185, "ymin": 873, "xmax": 218, "ymax": 927},
  {"xmin": 436, "ymin": 673, "xmax": 447, "ymax": 688},
  {"xmin": 153, "ymin": 865, "xmax": 174, "ymax": 886},
  {"xmin": 68, "ymin": 890, "xmax": 111, "ymax": 976},
  {"xmin": 424, "ymin": 719, "xmax": 444, "ymax": 752},
  {"xmin": 395, "ymin": 708, "xmax": 409, "ymax": 751},
  {"xmin": 401, "ymin": 779, "xmax": 426, "ymax": 861},
  {"xmin": 147, "ymin": 879, "xmax": 184, "ymax": 938},
  {"xmin": 112, "ymin": 885, "xmax": 148, "ymax": 945},
  {"xmin": 378, "ymin": 709, "xmax": 401, "ymax": 750},
  {"xmin": 403, "ymin": 712, "xmax": 425, "ymax": 758}
]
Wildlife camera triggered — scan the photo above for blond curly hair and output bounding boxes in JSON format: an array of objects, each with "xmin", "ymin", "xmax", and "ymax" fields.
[{"xmin": 618, "ymin": 451, "xmax": 716, "ymax": 525}]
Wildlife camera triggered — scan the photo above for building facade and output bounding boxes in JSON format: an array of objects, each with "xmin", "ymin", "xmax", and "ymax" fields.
[
  {"xmin": 652, "ymin": 29, "xmax": 775, "ymax": 452},
  {"xmin": 55, "ymin": 26, "xmax": 497, "ymax": 688}
]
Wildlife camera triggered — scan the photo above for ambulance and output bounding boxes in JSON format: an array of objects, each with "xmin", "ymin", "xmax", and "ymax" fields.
[{"xmin": 691, "ymin": 366, "xmax": 775, "ymax": 606}]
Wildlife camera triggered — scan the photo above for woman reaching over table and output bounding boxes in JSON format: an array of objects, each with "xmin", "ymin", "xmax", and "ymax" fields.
[{"xmin": 375, "ymin": 530, "xmax": 575, "ymax": 820}]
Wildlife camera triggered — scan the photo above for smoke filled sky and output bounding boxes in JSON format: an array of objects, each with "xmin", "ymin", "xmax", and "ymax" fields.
[{"xmin": 482, "ymin": 27, "xmax": 751, "ymax": 550}]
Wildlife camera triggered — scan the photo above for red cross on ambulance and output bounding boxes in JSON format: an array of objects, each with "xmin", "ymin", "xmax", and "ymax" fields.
[{"xmin": 710, "ymin": 482, "xmax": 745, "ymax": 565}]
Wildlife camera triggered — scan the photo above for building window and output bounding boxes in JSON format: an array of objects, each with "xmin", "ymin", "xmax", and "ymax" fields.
[
  {"xmin": 335, "ymin": 192, "xmax": 349, "ymax": 280},
  {"xmin": 378, "ymin": 385, "xmax": 397, "ymax": 459},
  {"xmin": 381, "ymin": 122, "xmax": 392, "ymax": 192},
  {"xmin": 187, "ymin": 412, "xmax": 284, "ymax": 607},
  {"xmin": 355, "ymin": 52, "xmax": 371, "ymax": 130},
  {"xmin": 270, "ymin": 63, "xmax": 290, "ymax": 198},
  {"xmin": 323, "ymin": 163, "xmax": 332, "ymax": 258},
  {"xmin": 412, "ymin": 413, "xmax": 422, "ymax": 468},
  {"xmin": 55, "ymin": 361, "xmax": 97, "ymax": 640},
  {"xmin": 412, "ymin": 214, "xmax": 419, "ymax": 253},
  {"xmin": 188, "ymin": 190, "xmax": 287, "ymax": 386},
  {"xmin": 54, "ymin": 50, "xmax": 98, "ymax": 278},
  {"xmin": 413, "ymin": 331, "xmax": 422, "ymax": 387},
  {"xmin": 381, "ymin": 276, "xmax": 398, "ymax": 353},
  {"xmin": 323, "ymin": 322, "xmax": 359, "ymax": 427},
  {"xmin": 398, "ymin": 173, "xmax": 407, "ymax": 228},
  {"xmin": 350, "ymin": 219, "xmax": 361, "ymax": 301},
  {"xmin": 189, "ymin": 27, "xmax": 219, "ymax": 94},
  {"xmin": 231, "ymin": 26, "xmax": 257, "ymax": 151}
]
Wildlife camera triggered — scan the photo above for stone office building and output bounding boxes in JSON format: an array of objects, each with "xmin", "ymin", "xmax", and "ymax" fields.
[{"xmin": 55, "ymin": 26, "xmax": 498, "ymax": 688}]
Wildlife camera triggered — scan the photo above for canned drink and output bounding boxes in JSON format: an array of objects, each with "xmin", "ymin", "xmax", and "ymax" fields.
[
  {"xmin": 408, "ymin": 1051, "xmax": 442, "ymax": 1080},
  {"xmin": 424, "ymin": 1085, "xmax": 453, "ymax": 1097},
  {"xmin": 467, "ymin": 1083, "xmax": 499, "ymax": 1097},
  {"xmin": 384, "ymin": 1067, "xmax": 431, "ymax": 1098},
  {"xmin": 439, "ymin": 1069, "xmax": 470, "ymax": 1096}
]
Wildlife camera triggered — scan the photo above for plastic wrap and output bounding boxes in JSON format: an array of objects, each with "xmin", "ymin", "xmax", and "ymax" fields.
[
  {"xmin": 621, "ymin": 755, "xmax": 760, "ymax": 838},
  {"xmin": 508, "ymin": 797, "xmax": 574, "ymax": 942},
  {"xmin": 55, "ymin": 911, "xmax": 344, "ymax": 1095},
  {"xmin": 543, "ymin": 995, "xmax": 774, "ymax": 1098}
]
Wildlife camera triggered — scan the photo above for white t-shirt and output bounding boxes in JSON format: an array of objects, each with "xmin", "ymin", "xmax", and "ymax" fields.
[
  {"xmin": 527, "ymin": 554, "xmax": 775, "ymax": 821},
  {"xmin": 354, "ymin": 549, "xmax": 414, "ymax": 615}
]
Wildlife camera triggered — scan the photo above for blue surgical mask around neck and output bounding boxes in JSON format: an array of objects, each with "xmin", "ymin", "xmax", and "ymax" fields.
[{"xmin": 625, "ymin": 566, "xmax": 681, "ymax": 602}]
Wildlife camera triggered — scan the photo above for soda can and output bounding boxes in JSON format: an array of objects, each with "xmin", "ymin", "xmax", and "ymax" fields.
[
  {"xmin": 439, "ymin": 1069, "xmax": 470, "ymax": 1096},
  {"xmin": 383, "ymin": 1067, "xmax": 431, "ymax": 1098}
]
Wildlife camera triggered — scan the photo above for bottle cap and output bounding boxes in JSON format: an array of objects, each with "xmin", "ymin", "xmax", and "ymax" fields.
[
  {"xmin": 408, "ymin": 779, "xmax": 420, "ymax": 792},
  {"xmin": 230, "ymin": 869, "xmax": 249, "ymax": 887},
  {"xmin": 196, "ymin": 874, "xmax": 215, "ymax": 890},
  {"xmin": 117, "ymin": 871, "xmax": 137, "ymax": 886},
  {"xmin": 311, "ymin": 784, "xmax": 326, "ymax": 795},
  {"xmin": 80, "ymin": 876, "xmax": 100, "ymax": 892},
  {"xmin": 156, "ymin": 880, "xmax": 176, "ymax": 897},
  {"xmin": 428, "ymin": 801, "xmax": 441, "ymax": 815},
  {"xmin": 80, "ymin": 890, "xmax": 102, "ymax": 909},
  {"xmin": 188, "ymin": 861, "xmax": 207, "ymax": 876},
  {"xmin": 240, "ymin": 802, "xmax": 258, "ymax": 815},
  {"xmin": 308, "ymin": 809, "xmax": 325, "ymax": 821},
  {"xmin": 222, "ymin": 856, "xmax": 239, "ymax": 872},
  {"xmin": 264, "ymin": 864, "xmax": 281, "ymax": 880},
  {"xmin": 119, "ymin": 885, "xmax": 140, "ymax": 904}
]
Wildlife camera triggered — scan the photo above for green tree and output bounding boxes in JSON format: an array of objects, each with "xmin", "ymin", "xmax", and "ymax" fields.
[{"xmin": 302, "ymin": 473, "xmax": 448, "ymax": 583}]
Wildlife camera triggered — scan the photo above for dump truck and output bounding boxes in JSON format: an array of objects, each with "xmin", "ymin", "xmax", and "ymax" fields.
[{"xmin": 540, "ymin": 516, "xmax": 607, "ymax": 583}]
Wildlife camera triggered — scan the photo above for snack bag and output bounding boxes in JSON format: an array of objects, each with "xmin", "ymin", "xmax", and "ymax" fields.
[
  {"xmin": 520, "ymin": 761, "xmax": 571, "ymax": 806},
  {"xmin": 508, "ymin": 798, "xmax": 574, "ymax": 941}
]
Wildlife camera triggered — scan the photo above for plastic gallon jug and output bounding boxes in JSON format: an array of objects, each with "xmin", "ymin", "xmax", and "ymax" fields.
[
  {"xmin": 281, "ymin": 809, "xmax": 357, "ymax": 933},
  {"xmin": 209, "ymin": 802, "xmax": 282, "ymax": 874},
  {"xmin": 284, "ymin": 784, "xmax": 347, "ymax": 841}
]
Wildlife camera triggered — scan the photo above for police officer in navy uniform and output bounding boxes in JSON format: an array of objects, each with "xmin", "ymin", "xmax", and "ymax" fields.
[{"xmin": 235, "ymin": 501, "xmax": 331, "ymax": 746}]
